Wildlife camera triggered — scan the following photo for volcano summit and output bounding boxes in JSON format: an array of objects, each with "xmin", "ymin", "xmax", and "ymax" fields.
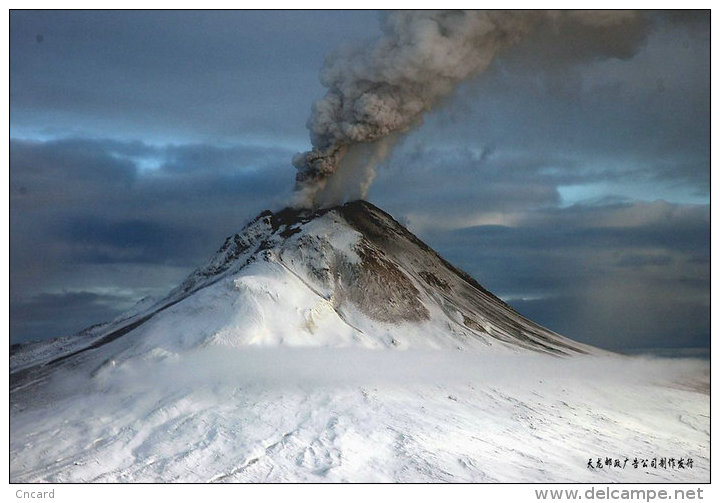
[
  {"xmin": 10, "ymin": 201, "xmax": 708, "ymax": 483},
  {"xmin": 11, "ymin": 200, "xmax": 592, "ymax": 377}
]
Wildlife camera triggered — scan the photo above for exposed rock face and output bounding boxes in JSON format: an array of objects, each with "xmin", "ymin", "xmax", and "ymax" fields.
[{"xmin": 334, "ymin": 201, "xmax": 588, "ymax": 354}]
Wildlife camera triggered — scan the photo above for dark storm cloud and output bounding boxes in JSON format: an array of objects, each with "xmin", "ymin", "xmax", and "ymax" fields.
[
  {"xmin": 417, "ymin": 201, "xmax": 709, "ymax": 351},
  {"xmin": 11, "ymin": 137, "xmax": 294, "ymax": 262},
  {"xmin": 370, "ymin": 145, "xmax": 564, "ymax": 223},
  {"xmin": 160, "ymin": 143, "xmax": 293, "ymax": 174},
  {"xmin": 510, "ymin": 295, "xmax": 709, "ymax": 351},
  {"xmin": 445, "ymin": 204, "xmax": 709, "ymax": 258},
  {"xmin": 369, "ymin": 140, "xmax": 706, "ymax": 233},
  {"xmin": 10, "ymin": 291, "xmax": 132, "ymax": 344},
  {"xmin": 10, "ymin": 138, "xmax": 138, "ymax": 186},
  {"xmin": 60, "ymin": 218, "xmax": 195, "ymax": 265},
  {"xmin": 10, "ymin": 10, "xmax": 380, "ymax": 142}
]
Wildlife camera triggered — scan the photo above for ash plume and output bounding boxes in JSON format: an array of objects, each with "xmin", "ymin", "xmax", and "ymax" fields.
[{"xmin": 293, "ymin": 10, "xmax": 648, "ymax": 208}]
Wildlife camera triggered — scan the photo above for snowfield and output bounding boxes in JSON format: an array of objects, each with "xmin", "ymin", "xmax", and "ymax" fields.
[
  {"xmin": 9, "ymin": 202, "xmax": 709, "ymax": 483},
  {"xmin": 10, "ymin": 348, "xmax": 708, "ymax": 483}
]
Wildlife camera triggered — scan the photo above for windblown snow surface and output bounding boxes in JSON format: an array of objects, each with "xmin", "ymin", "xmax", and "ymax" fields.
[{"xmin": 10, "ymin": 202, "xmax": 709, "ymax": 483}]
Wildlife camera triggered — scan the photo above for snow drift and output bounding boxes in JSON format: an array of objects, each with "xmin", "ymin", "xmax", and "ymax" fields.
[{"xmin": 10, "ymin": 200, "xmax": 709, "ymax": 483}]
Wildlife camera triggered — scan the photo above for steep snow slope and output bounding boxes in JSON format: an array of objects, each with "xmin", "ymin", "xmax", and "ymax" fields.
[{"xmin": 10, "ymin": 201, "xmax": 709, "ymax": 483}]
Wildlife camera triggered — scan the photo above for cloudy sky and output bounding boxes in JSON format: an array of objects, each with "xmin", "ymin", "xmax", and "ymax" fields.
[{"xmin": 9, "ymin": 10, "xmax": 709, "ymax": 352}]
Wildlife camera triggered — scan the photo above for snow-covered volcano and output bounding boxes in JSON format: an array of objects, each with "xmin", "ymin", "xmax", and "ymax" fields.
[
  {"xmin": 10, "ymin": 201, "xmax": 709, "ymax": 483},
  {"xmin": 11, "ymin": 200, "xmax": 591, "ymax": 375}
]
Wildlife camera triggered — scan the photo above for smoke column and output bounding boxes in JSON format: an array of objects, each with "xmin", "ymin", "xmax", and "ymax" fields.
[{"xmin": 293, "ymin": 10, "xmax": 647, "ymax": 208}]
